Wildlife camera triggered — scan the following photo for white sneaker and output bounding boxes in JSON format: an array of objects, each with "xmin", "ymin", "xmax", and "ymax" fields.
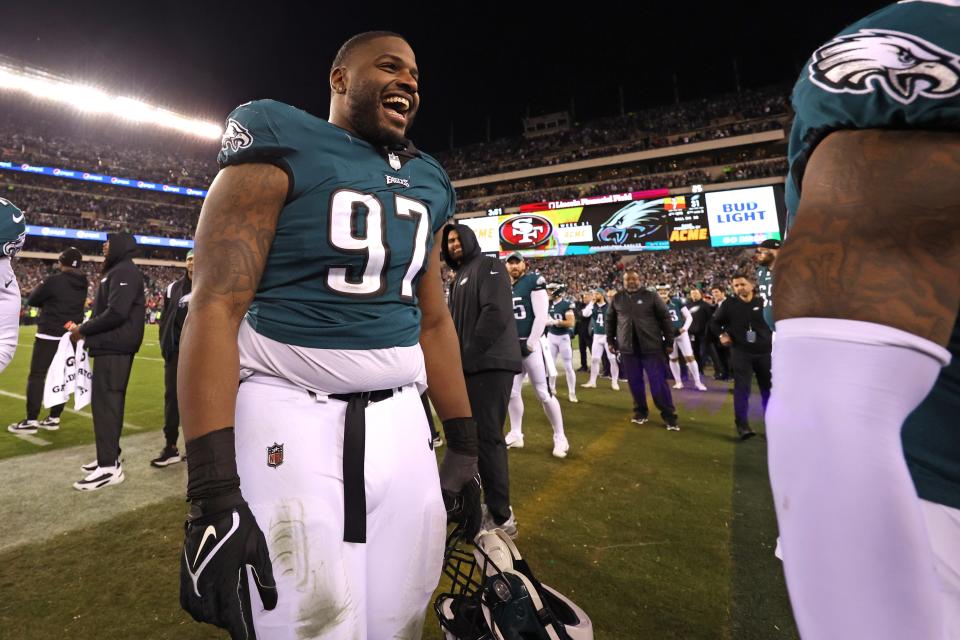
[
  {"xmin": 7, "ymin": 420, "xmax": 38, "ymax": 435},
  {"xmin": 612, "ymin": 382, "xmax": 620, "ymax": 391},
  {"xmin": 481, "ymin": 505, "xmax": 518, "ymax": 539},
  {"xmin": 672, "ymin": 382, "xmax": 684, "ymax": 390},
  {"xmin": 568, "ymin": 393, "xmax": 579, "ymax": 403},
  {"xmin": 73, "ymin": 465, "xmax": 125, "ymax": 491},
  {"xmin": 552, "ymin": 436, "xmax": 569, "ymax": 459},
  {"xmin": 505, "ymin": 432, "xmax": 524, "ymax": 449},
  {"xmin": 581, "ymin": 382, "xmax": 597, "ymax": 389},
  {"xmin": 695, "ymin": 382, "xmax": 708, "ymax": 391},
  {"xmin": 38, "ymin": 416, "xmax": 61, "ymax": 430},
  {"xmin": 82, "ymin": 457, "xmax": 121, "ymax": 473}
]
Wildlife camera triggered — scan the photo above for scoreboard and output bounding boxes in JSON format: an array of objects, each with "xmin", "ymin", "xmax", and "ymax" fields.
[{"xmin": 461, "ymin": 185, "xmax": 785, "ymax": 257}]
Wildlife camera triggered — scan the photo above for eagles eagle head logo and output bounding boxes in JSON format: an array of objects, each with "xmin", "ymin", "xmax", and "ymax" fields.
[
  {"xmin": 809, "ymin": 29, "xmax": 960, "ymax": 104},
  {"xmin": 221, "ymin": 118, "xmax": 253, "ymax": 154},
  {"xmin": 597, "ymin": 199, "xmax": 665, "ymax": 245}
]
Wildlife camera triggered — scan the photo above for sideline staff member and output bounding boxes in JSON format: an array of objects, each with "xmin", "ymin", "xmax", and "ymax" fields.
[{"xmin": 710, "ymin": 273, "xmax": 772, "ymax": 440}]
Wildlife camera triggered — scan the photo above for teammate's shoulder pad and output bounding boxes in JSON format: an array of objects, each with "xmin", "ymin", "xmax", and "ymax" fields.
[{"xmin": 534, "ymin": 275, "xmax": 547, "ymax": 288}]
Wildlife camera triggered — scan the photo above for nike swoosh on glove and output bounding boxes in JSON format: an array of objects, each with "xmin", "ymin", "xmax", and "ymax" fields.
[
  {"xmin": 180, "ymin": 500, "xmax": 277, "ymax": 639},
  {"xmin": 442, "ymin": 470, "xmax": 483, "ymax": 542}
]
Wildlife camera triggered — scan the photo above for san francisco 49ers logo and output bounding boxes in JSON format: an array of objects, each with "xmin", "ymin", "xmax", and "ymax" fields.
[
  {"xmin": 499, "ymin": 215, "xmax": 553, "ymax": 250},
  {"xmin": 266, "ymin": 443, "xmax": 284, "ymax": 469}
]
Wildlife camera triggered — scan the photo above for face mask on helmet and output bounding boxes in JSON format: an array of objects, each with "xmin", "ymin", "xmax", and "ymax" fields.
[
  {"xmin": 546, "ymin": 283, "xmax": 567, "ymax": 298},
  {"xmin": 434, "ymin": 525, "xmax": 593, "ymax": 640}
]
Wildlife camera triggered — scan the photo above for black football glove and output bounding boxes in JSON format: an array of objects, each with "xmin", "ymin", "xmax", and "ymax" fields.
[
  {"xmin": 520, "ymin": 341, "xmax": 533, "ymax": 358},
  {"xmin": 180, "ymin": 428, "xmax": 277, "ymax": 639},
  {"xmin": 439, "ymin": 417, "xmax": 483, "ymax": 541},
  {"xmin": 180, "ymin": 494, "xmax": 278, "ymax": 639}
]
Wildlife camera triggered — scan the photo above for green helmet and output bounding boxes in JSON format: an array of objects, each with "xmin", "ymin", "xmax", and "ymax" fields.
[{"xmin": 0, "ymin": 198, "xmax": 26, "ymax": 258}]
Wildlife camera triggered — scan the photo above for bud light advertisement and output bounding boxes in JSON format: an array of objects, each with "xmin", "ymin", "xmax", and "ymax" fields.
[{"xmin": 705, "ymin": 186, "xmax": 782, "ymax": 247}]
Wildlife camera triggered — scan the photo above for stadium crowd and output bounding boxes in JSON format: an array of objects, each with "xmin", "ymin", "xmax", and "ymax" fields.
[{"xmin": 435, "ymin": 88, "xmax": 789, "ymax": 180}]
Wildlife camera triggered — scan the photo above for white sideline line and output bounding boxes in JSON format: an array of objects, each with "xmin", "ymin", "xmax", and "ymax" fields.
[
  {"xmin": 0, "ymin": 390, "xmax": 146, "ymax": 432},
  {"xmin": 10, "ymin": 432, "xmax": 51, "ymax": 447}
]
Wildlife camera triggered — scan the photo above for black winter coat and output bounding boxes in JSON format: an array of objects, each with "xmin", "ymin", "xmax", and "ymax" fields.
[
  {"xmin": 440, "ymin": 223, "xmax": 521, "ymax": 375},
  {"xmin": 27, "ymin": 269, "xmax": 87, "ymax": 336},
  {"xmin": 80, "ymin": 233, "xmax": 146, "ymax": 357}
]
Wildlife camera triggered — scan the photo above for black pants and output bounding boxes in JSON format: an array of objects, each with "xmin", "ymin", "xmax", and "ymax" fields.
[
  {"xmin": 91, "ymin": 354, "xmax": 135, "ymax": 467},
  {"xmin": 163, "ymin": 352, "xmax": 180, "ymax": 447},
  {"xmin": 465, "ymin": 369, "xmax": 514, "ymax": 524},
  {"xmin": 620, "ymin": 352, "xmax": 677, "ymax": 424},
  {"xmin": 690, "ymin": 332, "xmax": 706, "ymax": 372},
  {"xmin": 711, "ymin": 334, "xmax": 731, "ymax": 378},
  {"xmin": 730, "ymin": 349, "xmax": 772, "ymax": 432},
  {"xmin": 26, "ymin": 337, "xmax": 65, "ymax": 421},
  {"xmin": 577, "ymin": 326, "xmax": 590, "ymax": 370}
]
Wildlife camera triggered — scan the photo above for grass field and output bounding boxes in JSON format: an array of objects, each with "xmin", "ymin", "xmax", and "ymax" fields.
[{"xmin": 0, "ymin": 326, "xmax": 798, "ymax": 639}]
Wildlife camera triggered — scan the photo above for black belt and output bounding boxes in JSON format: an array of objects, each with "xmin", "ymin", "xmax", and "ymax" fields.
[{"xmin": 329, "ymin": 388, "xmax": 400, "ymax": 543}]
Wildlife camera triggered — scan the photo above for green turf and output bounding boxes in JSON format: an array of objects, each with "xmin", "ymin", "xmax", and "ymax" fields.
[{"xmin": 0, "ymin": 326, "xmax": 797, "ymax": 639}]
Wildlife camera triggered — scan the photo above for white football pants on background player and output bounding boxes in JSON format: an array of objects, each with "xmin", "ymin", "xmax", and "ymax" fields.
[
  {"xmin": 236, "ymin": 376, "xmax": 446, "ymax": 640},
  {"xmin": 507, "ymin": 341, "xmax": 565, "ymax": 442},
  {"xmin": 587, "ymin": 334, "xmax": 619, "ymax": 387},
  {"xmin": 547, "ymin": 333, "xmax": 577, "ymax": 398},
  {"xmin": 668, "ymin": 331, "xmax": 704, "ymax": 388}
]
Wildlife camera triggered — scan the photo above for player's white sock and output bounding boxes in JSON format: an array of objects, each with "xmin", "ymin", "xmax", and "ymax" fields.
[
  {"xmin": 687, "ymin": 359, "xmax": 703, "ymax": 386},
  {"xmin": 767, "ymin": 317, "xmax": 949, "ymax": 640},
  {"xmin": 668, "ymin": 359, "xmax": 682, "ymax": 384},
  {"xmin": 588, "ymin": 359, "xmax": 600, "ymax": 385},
  {"xmin": 564, "ymin": 360, "xmax": 577, "ymax": 396},
  {"xmin": 507, "ymin": 395, "xmax": 524, "ymax": 436},
  {"xmin": 541, "ymin": 396, "xmax": 565, "ymax": 438}
]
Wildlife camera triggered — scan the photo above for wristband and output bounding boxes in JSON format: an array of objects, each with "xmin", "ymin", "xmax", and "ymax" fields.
[
  {"xmin": 186, "ymin": 428, "xmax": 242, "ymax": 506},
  {"xmin": 442, "ymin": 417, "xmax": 478, "ymax": 457}
]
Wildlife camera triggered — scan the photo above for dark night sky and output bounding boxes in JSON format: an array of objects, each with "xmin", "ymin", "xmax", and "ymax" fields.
[{"xmin": 3, "ymin": 0, "xmax": 887, "ymax": 152}]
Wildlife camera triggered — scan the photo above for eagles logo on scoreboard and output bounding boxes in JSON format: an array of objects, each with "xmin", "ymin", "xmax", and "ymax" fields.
[{"xmin": 499, "ymin": 214, "xmax": 554, "ymax": 249}]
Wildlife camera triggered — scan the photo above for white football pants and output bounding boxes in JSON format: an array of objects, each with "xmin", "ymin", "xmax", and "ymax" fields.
[
  {"xmin": 587, "ymin": 334, "xmax": 619, "ymax": 386},
  {"xmin": 236, "ymin": 376, "xmax": 446, "ymax": 640},
  {"xmin": 508, "ymin": 341, "xmax": 565, "ymax": 440},
  {"xmin": 547, "ymin": 333, "xmax": 577, "ymax": 397}
]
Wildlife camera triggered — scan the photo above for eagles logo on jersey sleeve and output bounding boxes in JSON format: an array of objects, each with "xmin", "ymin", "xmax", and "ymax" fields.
[
  {"xmin": 0, "ymin": 198, "xmax": 26, "ymax": 258},
  {"xmin": 217, "ymin": 100, "xmax": 297, "ymax": 173},
  {"xmin": 786, "ymin": 1, "xmax": 960, "ymax": 222}
]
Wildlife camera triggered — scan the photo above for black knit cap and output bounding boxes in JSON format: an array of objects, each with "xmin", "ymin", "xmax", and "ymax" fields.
[{"xmin": 59, "ymin": 247, "xmax": 83, "ymax": 268}]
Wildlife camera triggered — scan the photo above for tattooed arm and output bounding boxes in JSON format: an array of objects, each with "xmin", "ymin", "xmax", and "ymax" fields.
[
  {"xmin": 177, "ymin": 163, "xmax": 287, "ymax": 441},
  {"xmin": 775, "ymin": 130, "xmax": 960, "ymax": 346}
]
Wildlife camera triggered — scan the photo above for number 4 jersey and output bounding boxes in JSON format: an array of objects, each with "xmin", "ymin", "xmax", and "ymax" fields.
[{"xmin": 218, "ymin": 99, "xmax": 456, "ymax": 350}]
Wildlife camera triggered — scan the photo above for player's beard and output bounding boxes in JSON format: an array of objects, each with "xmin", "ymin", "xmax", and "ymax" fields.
[{"xmin": 346, "ymin": 80, "xmax": 416, "ymax": 147}]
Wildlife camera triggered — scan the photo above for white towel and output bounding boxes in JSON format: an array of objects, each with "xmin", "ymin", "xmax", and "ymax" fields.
[{"xmin": 43, "ymin": 334, "xmax": 90, "ymax": 409}]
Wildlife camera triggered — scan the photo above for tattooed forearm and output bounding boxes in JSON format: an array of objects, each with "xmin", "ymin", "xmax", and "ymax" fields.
[{"xmin": 775, "ymin": 130, "xmax": 960, "ymax": 346}]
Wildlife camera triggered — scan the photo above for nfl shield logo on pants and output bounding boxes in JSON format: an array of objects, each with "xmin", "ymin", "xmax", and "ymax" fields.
[{"xmin": 266, "ymin": 443, "xmax": 284, "ymax": 469}]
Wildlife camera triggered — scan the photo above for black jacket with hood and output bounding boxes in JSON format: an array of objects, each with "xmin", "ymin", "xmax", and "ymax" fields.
[
  {"xmin": 80, "ymin": 232, "xmax": 146, "ymax": 357},
  {"xmin": 27, "ymin": 269, "xmax": 88, "ymax": 336},
  {"xmin": 440, "ymin": 223, "xmax": 521, "ymax": 375}
]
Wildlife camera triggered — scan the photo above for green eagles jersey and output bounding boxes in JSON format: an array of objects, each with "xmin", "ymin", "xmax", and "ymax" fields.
[
  {"xmin": 666, "ymin": 298, "xmax": 686, "ymax": 331},
  {"xmin": 548, "ymin": 299, "xmax": 574, "ymax": 337},
  {"xmin": 218, "ymin": 100, "xmax": 456, "ymax": 349},
  {"xmin": 787, "ymin": 3, "xmax": 960, "ymax": 508},
  {"xmin": 590, "ymin": 302, "xmax": 608, "ymax": 336},
  {"xmin": 786, "ymin": 1, "xmax": 960, "ymax": 223},
  {"xmin": 0, "ymin": 198, "xmax": 26, "ymax": 257},
  {"xmin": 756, "ymin": 265, "xmax": 774, "ymax": 330},
  {"xmin": 512, "ymin": 272, "xmax": 546, "ymax": 340}
]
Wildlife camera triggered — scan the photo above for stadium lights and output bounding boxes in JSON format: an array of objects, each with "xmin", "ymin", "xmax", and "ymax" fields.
[{"xmin": 0, "ymin": 60, "xmax": 222, "ymax": 140}]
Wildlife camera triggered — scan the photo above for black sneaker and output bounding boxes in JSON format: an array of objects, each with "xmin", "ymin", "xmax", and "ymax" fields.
[
  {"xmin": 7, "ymin": 420, "xmax": 38, "ymax": 435},
  {"xmin": 151, "ymin": 446, "xmax": 181, "ymax": 468},
  {"xmin": 665, "ymin": 422, "xmax": 680, "ymax": 432},
  {"xmin": 38, "ymin": 416, "xmax": 61, "ymax": 431},
  {"xmin": 631, "ymin": 415, "xmax": 649, "ymax": 425}
]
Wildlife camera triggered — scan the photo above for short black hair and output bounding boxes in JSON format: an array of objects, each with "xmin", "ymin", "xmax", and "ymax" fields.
[
  {"xmin": 331, "ymin": 31, "xmax": 409, "ymax": 72},
  {"xmin": 731, "ymin": 272, "xmax": 753, "ymax": 282}
]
